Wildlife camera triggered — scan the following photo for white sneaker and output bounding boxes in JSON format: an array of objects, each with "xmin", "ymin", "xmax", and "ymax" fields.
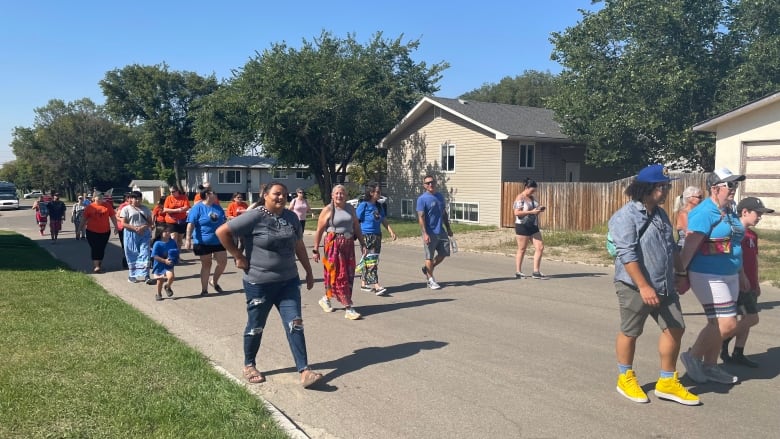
[
  {"xmin": 428, "ymin": 279, "xmax": 441, "ymax": 290},
  {"xmin": 318, "ymin": 296, "xmax": 334, "ymax": 313},
  {"xmin": 344, "ymin": 308, "xmax": 361, "ymax": 320},
  {"xmin": 703, "ymin": 364, "xmax": 738, "ymax": 384}
]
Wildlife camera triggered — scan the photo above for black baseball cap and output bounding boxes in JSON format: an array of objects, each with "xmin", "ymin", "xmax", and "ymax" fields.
[{"xmin": 736, "ymin": 197, "xmax": 775, "ymax": 214}]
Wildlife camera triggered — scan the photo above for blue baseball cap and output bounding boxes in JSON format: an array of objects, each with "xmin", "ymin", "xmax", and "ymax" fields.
[{"xmin": 636, "ymin": 164, "xmax": 679, "ymax": 183}]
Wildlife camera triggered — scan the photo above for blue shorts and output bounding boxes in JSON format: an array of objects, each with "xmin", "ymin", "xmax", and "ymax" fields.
[{"xmin": 423, "ymin": 231, "xmax": 450, "ymax": 260}]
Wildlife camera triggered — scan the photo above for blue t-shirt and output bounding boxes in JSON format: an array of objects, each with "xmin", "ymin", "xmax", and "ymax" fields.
[
  {"xmin": 151, "ymin": 239, "xmax": 178, "ymax": 272},
  {"xmin": 186, "ymin": 202, "xmax": 226, "ymax": 246},
  {"xmin": 416, "ymin": 192, "xmax": 446, "ymax": 235},
  {"xmin": 357, "ymin": 201, "xmax": 385, "ymax": 235},
  {"xmin": 687, "ymin": 198, "xmax": 744, "ymax": 275}
]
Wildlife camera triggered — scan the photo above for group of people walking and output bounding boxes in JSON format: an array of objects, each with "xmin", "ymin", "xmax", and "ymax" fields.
[{"xmin": 609, "ymin": 165, "xmax": 773, "ymax": 406}]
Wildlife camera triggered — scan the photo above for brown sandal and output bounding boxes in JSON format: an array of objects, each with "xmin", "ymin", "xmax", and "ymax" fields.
[
  {"xmin": 243, "ymin": 365, "xmax": 265, "ymax": 384},
  {"xmin": 301, "ymin": 369, "xmax": 323, "ymax": 388}
]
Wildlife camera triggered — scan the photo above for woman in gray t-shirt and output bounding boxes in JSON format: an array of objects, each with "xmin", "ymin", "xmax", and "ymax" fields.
[{"xmin": 216, "ymin": 182, "xmax": 322, "ymax": 389}]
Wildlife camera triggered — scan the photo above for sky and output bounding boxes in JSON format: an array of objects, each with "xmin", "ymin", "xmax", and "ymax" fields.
[{"xmin": 0, "ymin": 0, "xmax": 602, "ymax": 167}]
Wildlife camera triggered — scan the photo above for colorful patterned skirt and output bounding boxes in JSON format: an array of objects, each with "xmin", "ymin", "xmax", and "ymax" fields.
[{"xmin": 322, "ymin": 233, "xmax": 356, "ymax": 306}]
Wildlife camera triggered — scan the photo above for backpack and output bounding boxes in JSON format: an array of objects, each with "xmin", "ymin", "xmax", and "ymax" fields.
[{"xmin": 606, "ymin": 215, "xmax": 653, "ymax": 258}]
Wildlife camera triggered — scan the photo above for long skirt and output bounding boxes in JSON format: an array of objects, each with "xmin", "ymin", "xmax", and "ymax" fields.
[
  {"xmin": 124, "ymin": 229, "xmax": 151, "ymax": 279},
  {"xmin": 322, "ymin": 233, "xmax": 356, "ymax": 306}
]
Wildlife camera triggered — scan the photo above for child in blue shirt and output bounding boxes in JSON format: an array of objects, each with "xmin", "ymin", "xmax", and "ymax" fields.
[{"xmin": 151, "ymin": 224, "xmax": 178, "ymax": 301}]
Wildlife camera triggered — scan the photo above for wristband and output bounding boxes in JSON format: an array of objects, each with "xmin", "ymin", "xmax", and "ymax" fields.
[{"xmin": 675, "ymin": 271, "xmax": 688, "ymax": 277}]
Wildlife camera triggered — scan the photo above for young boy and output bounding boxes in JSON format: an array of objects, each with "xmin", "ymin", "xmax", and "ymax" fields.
[
  {"xmin": 151, "ymin": 224, "xmax": 178, "ymax": 301},
  {"xmin": 721, "ymin": 197, "xmax": 775, "ymax": 367}
]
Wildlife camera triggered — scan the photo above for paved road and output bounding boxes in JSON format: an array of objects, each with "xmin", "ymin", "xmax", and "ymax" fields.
[{"xmin": 3, "ymin": 202, "xmax": 780, "ymax": 438}]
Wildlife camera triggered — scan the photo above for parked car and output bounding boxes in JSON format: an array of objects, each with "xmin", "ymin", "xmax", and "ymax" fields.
[
  {"xmin": 0, "ymin": 193, "xmax": 20, "ymax": 210},
  {"xmin": 347, "ymin": 195, "xmax": 388, "ymax": 208},
  {"xmin": 23, "ymin": 190, "xmax": 43, "ymax": 199}
]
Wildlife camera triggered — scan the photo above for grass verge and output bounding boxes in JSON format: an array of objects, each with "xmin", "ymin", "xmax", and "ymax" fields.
[{"xmin": 0, "ymin": 231, "xmax": 288, "ymax": 439}]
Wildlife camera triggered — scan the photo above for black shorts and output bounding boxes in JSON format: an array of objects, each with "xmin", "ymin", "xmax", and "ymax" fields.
[
  {"xmin": 515, "ymin": 223, "xmax": 540, "ymax": 236},
  {"xmin": 193, "ymin": 243, "xmax": 226, "ymax": 256},
  {"xmin": 168, "ymin": 222, "xmax": 187, "ymax": 235},
  {"xmin": 737, "ymin": 291, "xmax": 759, "ymax": 315}
]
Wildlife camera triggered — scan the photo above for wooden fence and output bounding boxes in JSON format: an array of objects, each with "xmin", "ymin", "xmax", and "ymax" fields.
[{"xmin": 501, "ymin": 173, "xmax": 709, "ymax": 231}]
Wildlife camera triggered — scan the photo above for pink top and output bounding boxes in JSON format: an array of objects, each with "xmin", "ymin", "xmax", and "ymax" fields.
[{"xmin": 290, "ymin": 198, "xmax": 310, "ymax": 220}]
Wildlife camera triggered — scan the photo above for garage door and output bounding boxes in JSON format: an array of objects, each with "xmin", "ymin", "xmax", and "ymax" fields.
[{"xmin": 742, "ymin": 141, "xmax": 780, "ymax": 230}]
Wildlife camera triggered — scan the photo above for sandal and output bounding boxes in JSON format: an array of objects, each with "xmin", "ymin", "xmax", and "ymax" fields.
[
  {"xmin": 301, "ymin": 369, "xmax": 323, "ymax": 389},
  {"xmin": 209, "ymin": 281, "xmax": 224, "ymax": 294},
  {"xmin": 243, "ymin": 365, "xmax": 265, "ymax": 384},
  {"xmin": 164, "ymin": 285, "xmax": 174, "ymax": 297}
]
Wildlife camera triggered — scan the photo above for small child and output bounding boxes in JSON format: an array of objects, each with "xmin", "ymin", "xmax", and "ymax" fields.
[
  {"xmin": 150, "ymin": 224, "xmax": 178, "ymax": 301},
  {"xmin": 721, "ymin": 197, "xmax": 775, "ymax": 367}
]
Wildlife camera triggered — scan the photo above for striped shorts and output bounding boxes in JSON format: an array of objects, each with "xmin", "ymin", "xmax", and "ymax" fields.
[{"xmin": 688, "ymin": 271, "xmax": 739, "ymax": 318}]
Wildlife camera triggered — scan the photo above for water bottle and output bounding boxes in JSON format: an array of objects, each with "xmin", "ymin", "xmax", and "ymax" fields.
[{"xmin": 450, "ymin": 237, "xmax": 458, "ymax": 254}]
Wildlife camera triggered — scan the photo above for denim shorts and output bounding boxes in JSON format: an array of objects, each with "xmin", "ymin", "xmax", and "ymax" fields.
[
  {"xmin": 615, "ymin": 281, "xmax": 685, "ymax": 337},
  {"xmin": 423, "ymin": 231, "xmax": 450, "ymax": 260}
]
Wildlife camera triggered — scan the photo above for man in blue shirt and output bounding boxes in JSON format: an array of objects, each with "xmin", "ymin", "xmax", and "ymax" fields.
[
  {"xmin": 608, "ymin": 164, "xmax": 699, "ymax": 406},
  {"xmin": 417, "ymin": 175, "xmax": 453, "ymax": 290}
]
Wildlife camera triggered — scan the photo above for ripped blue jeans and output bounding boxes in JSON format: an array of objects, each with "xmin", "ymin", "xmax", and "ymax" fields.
[{"xmin": 243, "ymin": 276, "xmax": 309, "ymax": 372}]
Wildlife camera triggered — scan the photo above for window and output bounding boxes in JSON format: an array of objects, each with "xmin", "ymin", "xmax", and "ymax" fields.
[
  {"xmin": 401, "ymin": 199, "xmax": 415, "ymax": 218},
  {"xmin": 519, "ymin": 144, "xmax": 535, "ymax": 169},
  {"xmin": 272, "ymin": 169, "xmax": 288, "ymax": 179},
  {"xmin": 295, "ymin": 170, "xmax": 309, "ymax": 179},
  {"xmin": 449, "ymin": 202, "xmax": 479, "ymax": 223},
  {"xmin": 441, "ymin": 142, "xmax": 455, "ymax": 172},
  {"xmin": 218, "ymin": 169, "xmax": 241, "ymax": 184}
]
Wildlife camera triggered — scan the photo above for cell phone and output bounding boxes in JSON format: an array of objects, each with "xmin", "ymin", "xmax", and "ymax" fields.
[{"xmin": 539, "ymin": 206, "xmax": 546, "ymax": 211}]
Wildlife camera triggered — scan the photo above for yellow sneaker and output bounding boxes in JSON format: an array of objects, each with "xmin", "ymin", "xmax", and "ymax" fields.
[
  {"xmin": 654, "ymin": 372, "xmax": 701, "ymax": 406},
  {"xmin": 616, "ymin": 370, "xmax": 649, "ymax": 403}
]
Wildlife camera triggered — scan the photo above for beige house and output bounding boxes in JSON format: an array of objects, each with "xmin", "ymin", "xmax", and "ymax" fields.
[
  {"xmin": 379, "ymin": 97, "xmax": 610, "ymax": 227},
  {"xmin": 693, "ymin": 92, "xmax": 780, "ymax": 230}
]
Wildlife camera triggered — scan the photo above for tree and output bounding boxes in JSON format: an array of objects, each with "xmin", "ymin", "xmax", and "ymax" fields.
[
  {"xmin": 10, "ymin": 99, "xmax": 135, "ymax": 197},
  {"xmin": 460, "ymin": 70, "xmax": 557, "ymax": 107},
  {"xmin": 548, "ymin": 0, "xmax": 737, "ymax": 173},
  {"xmin": 100, "ymin": 63, "xmax": 219, "ymax": 185},
  {"xmin": 219, "ymin": 31, "xmax": 447, "ymax": 203}
]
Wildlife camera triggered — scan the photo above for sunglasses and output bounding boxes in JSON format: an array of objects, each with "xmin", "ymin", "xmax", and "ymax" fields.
[
  {"xmin": 692, "ymin": 195, "xmax": 703, "ymax": 199},
  {"xmin": 715, "ymin": 182, "xmax": 739, "ymax": 189},
  {"xmin": 423, "ymin": 181, "xmax": 436, "ymax": 186}
]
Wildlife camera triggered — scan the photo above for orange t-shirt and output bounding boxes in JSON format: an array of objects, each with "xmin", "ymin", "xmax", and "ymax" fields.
[
  {"xmin": 83, "ymin": 201, "xmax": 115, "ymax": 233},
  {"xmin": 115, "ymin": 201, "xmax": 129, "ymax": 230},
  {"xmin": 152, "ymin": 205, "xmax": 166, "ymax": 223},
  {"xmin": 164, "ymin": 194, "xmax": 191, "ymax": 224},
  {"xmin": 227, "ymin": 201, "xmax": 249, "ymax": 219}
]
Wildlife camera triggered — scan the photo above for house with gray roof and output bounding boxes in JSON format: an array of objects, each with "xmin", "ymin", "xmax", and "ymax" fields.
[
  {"xmin": 379, "ymin": 97, "xmax": 608, "ymax": 227},
  {"xmin": 185, "ymin": 156, "xmax": 315, "ymax": 204}
]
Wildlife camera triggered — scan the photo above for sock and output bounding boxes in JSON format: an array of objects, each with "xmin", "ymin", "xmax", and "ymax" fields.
[
  {"xmin": 722, "ymin": 337, "xmax": 733, "ymax": 353},
  {"xmin": 618, "ymin": 364, "xmax": 632, "ymax": 374},
  {"xmin": 659, "ymin": 370, "xmax": 675, "ymax": 379},
  {"xmin": 733, "ymin": 346, "xmax": 745, "ymax": 356}
]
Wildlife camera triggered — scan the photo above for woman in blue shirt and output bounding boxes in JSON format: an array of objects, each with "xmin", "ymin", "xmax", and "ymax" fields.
[
  {"xmin": 356, "ymin": 184, "xmax": 396, "ymax": 295},
  {"xmin": 186, "ymin": 188, "xmax": 228, "ymax": 296},
  {"xmin": 679, "ymin": 168, "xmax": 747, "ymax": 386}
]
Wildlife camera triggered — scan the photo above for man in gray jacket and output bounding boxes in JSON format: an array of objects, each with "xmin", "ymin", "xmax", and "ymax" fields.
[{"xmin": 608, "ymin": 164, "xmax": 699, "ymax": 406}]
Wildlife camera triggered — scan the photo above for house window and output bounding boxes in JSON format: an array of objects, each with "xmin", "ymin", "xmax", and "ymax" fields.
[
  {"xmin": 218, "ymin": 169, "xmax": 241, "ymax": 184},
  {"xmin": 450, "ymin": 202, "xmax": 479, "ymax": 223},
  {"xmin": 441, "ymin": 142, "xmax": 455, "ymax": 172},
  {"xmin": 519, "ymin": 144, "xmax": 535, "ymax": 169},
  {"xmin": 401, "ymin": 199, "xmax": 415, "ymax": 218},
  {"xmin": 295, "ymin": 170, "xmax": 309, "ymax": 179},
  {"xmin": 273, "ymin": 169, "xmax": 288, "ymax": 179}
]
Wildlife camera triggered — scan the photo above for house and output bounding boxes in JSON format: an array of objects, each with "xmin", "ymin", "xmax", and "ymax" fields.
[
  {"xmin": 378, "ymin": 97, "xmax": 611, "ymax": 227},
  {"xmin": 693, "ymin": 91, "xmax": 780, "ymax": 230},
  {"xmin": 185, "ymin": 156, "xmax": 317, "ymax": 204},
  {"xmin": 128, "ymin": 179, "xmax": 168, "ymax": 204}
]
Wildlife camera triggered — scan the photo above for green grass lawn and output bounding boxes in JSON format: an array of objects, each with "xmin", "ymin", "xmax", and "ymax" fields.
[{"xmin": 0, "ymin": 232, "xmax": 288, "ymax": 439}]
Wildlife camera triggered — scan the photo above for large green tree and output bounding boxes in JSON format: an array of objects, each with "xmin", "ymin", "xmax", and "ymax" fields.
[
  {"xmin": 10, "ymin": 99, "xmax": 135, "ymax": 197},
  {"xmin": 547, "ymin": 0, "xmax": 756, "ymax": 173},
  {"xmin": 459, "ymin": 70, "xmax": 557, "ymax": 107},
  {"xmin": 207, "ymin": 31, "xmax": 447, "ymax": 203},
  {"xmin": 100, "ymin": 63, "xmax": 219, "ymax": 185}
]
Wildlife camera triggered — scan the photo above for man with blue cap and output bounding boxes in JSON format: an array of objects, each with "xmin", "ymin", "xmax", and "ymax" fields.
[{"xmin": 608, "ymin": 164, "xmax": 700, "ymax": 405}]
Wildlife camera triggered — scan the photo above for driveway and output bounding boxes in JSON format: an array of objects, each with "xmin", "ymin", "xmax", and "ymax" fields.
[{"xmin": 2, "ymin": 202, "xmax": 780, "ymax": 438}]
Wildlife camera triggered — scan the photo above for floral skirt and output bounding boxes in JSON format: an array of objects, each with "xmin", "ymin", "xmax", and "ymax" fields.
[{"xmin": 322, "ymin": 233, "xmax": 356, "ymax": 306}]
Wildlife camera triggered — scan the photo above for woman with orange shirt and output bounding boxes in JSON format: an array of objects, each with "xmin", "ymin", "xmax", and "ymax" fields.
[
  {"xmin": 163, "ymin": 185, "xmax": 191, "ymax": 248},
  {"xmin": 227, "ymin": 192, "xmax": 249, "ymax": 250},
  {"xmin": 80, "ymin": 192, "xmax": 119, "ymax": 273}
]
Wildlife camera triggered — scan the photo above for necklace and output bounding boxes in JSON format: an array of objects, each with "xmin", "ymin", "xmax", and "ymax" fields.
[{"xmin": 258, "ymin": 205, "xmax": 289, "ymax": 227}]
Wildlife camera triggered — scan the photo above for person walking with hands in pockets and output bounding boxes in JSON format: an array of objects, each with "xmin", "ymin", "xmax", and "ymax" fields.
[
  {"xmin": 513, "ymin": 177, "xmax": 548, "ymax": 279},
  {"xmin": 608, "ymin": 164, "xmax": 699, "ymax": 406},
  {"xmin": 417, "ymin": 175, "xmax": 453, "ymax": 290}
]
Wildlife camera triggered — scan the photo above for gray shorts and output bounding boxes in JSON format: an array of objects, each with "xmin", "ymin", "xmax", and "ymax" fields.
[
  {"xmin": 615, "ymin": 282, "xmax": 685, "ymax": 337},
  {"xmin": 423, "ymin": 231, "xmax": 450, "ymax": 260},
  {"xmin": 737, "ymin": 291, "xmax": 759, "ymax": 315}
]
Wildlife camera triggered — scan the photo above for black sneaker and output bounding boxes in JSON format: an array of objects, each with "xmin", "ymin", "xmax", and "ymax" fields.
[
  {"xmin": 720, "ymin": 350, "xmax": 731, "ymax": 363},
  {"xmin": 729, "ymin": 353, "xmax": 758, "ymax": 368},
  {"xmin": 532, "ymin": 272, "xmax": 549, "ymax": 280}
]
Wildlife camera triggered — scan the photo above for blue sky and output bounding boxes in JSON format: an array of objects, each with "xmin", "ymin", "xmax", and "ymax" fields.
[{"xmin": 0, "ymin": 0, "xmax": 601, "ymax": 166}]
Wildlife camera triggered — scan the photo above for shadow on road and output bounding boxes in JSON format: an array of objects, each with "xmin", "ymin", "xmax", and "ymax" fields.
[{"xmin": 356, "ymin": 298, "xmax": 454, "ymax": 317}]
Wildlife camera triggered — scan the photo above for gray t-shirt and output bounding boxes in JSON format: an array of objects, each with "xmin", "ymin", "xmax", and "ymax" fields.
[
  {"xmin": 120, "ymin": 204, "xmax": 152, "ymax": 227},
  {"xmin": 227, "ymin": 208, "xmax": 302, "ymax": 284}
]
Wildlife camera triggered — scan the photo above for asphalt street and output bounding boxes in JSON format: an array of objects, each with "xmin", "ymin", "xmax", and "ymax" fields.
[{"xmin": 3, "ymin": 201, "xmax": 780, "ymax": 439}]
